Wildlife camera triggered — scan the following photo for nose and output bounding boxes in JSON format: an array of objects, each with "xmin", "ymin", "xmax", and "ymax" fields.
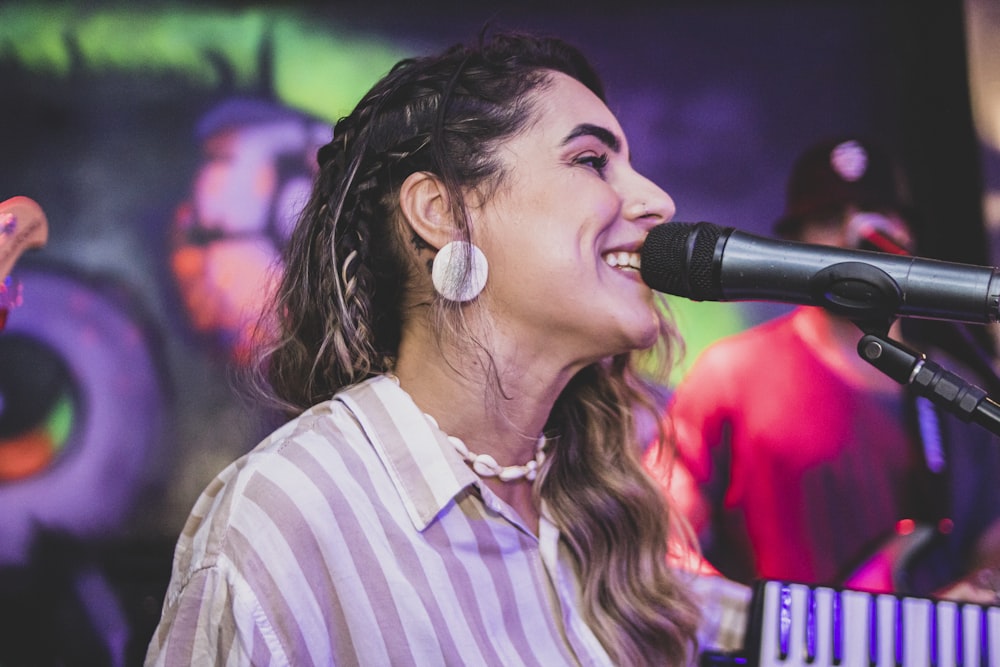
[{"xmin": 624, "ymin": 176, "xmax": 675, "ymax": 228}]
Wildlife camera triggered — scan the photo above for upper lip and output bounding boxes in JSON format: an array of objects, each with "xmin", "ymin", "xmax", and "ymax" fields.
[
  {"xmin": 601, "ymin": 241, "xmax": 642, "ymax": 257},
  {"xmin": 602, "ymin": 239, "xmax": 644, "ymax": 255}
]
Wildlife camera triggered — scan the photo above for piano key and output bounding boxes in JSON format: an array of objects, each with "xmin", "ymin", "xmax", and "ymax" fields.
[
  {"xmin": 936, "ymin": 600, "xmax": 958, "ymax": 667},
  {"xmin": 745, "ymin": 582, "xmax": 1000, "ymax": 667},
  {"xmin": 833, "ymin": 588, "xmax": 844, "ymax": 665},
  {"xmin": 806, "ymin": 586, "xmax": 818, "ymax": 662},
  {"xmin": 901, "ymin": 595, "xmax": 932, "ymax": 667},
  {"xmin": 963, "ymin": 603, "xmax": 982, "ymax": 666},
  {"xmin": 874, "ymin": 594, "xmax": 898, "ymax": 667},
  {"xmin": 987, "ymin": 607, "xmax": 1000, "ymax": 667},
  {"xmin": 978, "ymin": 606, "xmax": 988, "ymax": 667},
  {"xmin": 840, "ymin": 588, "xmax": 873, "ymax": 667}
]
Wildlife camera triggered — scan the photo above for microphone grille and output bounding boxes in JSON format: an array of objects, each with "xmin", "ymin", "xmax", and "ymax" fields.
[
  {"xmin": 641, "ymin": 222, "xmax": 724, "ymax": 298},
  {"xmin": 687, "ymin": 222, "xmax": 723, "ymax": 298}
]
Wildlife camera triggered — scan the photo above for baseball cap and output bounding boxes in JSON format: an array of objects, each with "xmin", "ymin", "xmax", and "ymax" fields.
[{"xmin": 774, "ymin": 137, "xmax": 911, "ymax": 238}]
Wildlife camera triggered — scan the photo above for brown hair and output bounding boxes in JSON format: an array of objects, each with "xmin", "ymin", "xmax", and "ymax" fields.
[{"xmin": 252, "ymin": 30, "xmax": 699, "ymax": 664}]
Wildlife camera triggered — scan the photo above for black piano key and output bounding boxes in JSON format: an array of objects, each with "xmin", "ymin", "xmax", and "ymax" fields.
[
  {"xmin": 700, "ymin": 651, "xmax": 747, "ymax": 667},
  {"xmin": 806, "ymin": 585, "xmax": 817, "ymax": 663},
  {"xmin": 957, "ymin": 603, "xmax": 965, "ymax": 667},
  {"xmin": 979, "ymin": 606, "xmax": 988, "ymax": 667},
  {"xmin": 870, "ymin": 595, "xmax": 879, "ymax": 667},
  {"xmin": 779, "ymin": 584, "xmax": 792, "ymax": 661},
  {"xmin": 833, "ymin": 590, "xmax": 844, "ymax": 666},
  {"xmin": 930, "ymin": 598, "xmax": 938, "ymax": 667},
  {"xmin": 895, "ymin": 597, "xmax": 903, "ymax": 667}
]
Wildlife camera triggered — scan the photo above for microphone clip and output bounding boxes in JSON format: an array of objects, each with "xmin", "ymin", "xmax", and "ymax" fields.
[{"xmin": 857, "ymin": 332, "xmax": 1000, "ymax": 437}]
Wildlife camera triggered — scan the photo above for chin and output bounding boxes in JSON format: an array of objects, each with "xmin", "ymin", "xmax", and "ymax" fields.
[
  {"xmin": 632, "ymin": 330, "xmax": 661, "ymax": 353},
  {"xmin": 613, "ymin": 324, "xmax": 660, "ymax": 356},
  {"xmin": 633, "ymin": 309, "xmax": 663, "ymax": 347},
  {"xmin": 585, "ymin": 304, "xmax": 661, "ymax": 357}
]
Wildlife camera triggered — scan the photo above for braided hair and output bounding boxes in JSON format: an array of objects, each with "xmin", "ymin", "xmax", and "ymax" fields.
[
  {"xmin": 252, "ymin": 31, "xmax": 700, "ymax": 665},
  {"xmin": 258, "ymin": 32, "xmax": 603, "ymax": 410}
]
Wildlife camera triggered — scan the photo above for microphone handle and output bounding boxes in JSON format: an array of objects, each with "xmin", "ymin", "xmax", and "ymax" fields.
[{"xmin": 716, "ymin": 229, "xmax": 1000, "ymax": 324}]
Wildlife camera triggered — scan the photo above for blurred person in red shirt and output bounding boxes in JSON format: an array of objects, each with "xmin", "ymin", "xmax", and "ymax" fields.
[{"xmin": 646, "ymin": 136, "xmax": 1000, "ymax": 602}]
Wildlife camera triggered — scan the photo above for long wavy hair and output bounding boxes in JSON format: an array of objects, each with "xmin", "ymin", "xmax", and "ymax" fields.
[{"xmin": 251, "ymin": 30, "xmax": 700, "ymax": 665}]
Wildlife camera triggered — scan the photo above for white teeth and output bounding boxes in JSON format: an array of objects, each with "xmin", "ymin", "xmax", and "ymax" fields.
[{"xmin": 604, "ymin": 251, "xmax": 641, "ymax": 270}]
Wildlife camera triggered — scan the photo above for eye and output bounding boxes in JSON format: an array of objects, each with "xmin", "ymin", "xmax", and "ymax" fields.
[{"xmin": 574, "ymin": 152, "xmax": 609, "ymax": 174}]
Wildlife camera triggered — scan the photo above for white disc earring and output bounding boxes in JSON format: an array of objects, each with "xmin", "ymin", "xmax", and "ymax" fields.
[{"xmin": 431, "ymin": 240, "xmax": 488, "ymax": 302}]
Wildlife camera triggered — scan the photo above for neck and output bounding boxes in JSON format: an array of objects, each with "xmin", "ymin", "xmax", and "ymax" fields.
[
  {"xmin": 396, "ymin": 303, "xmax": 588, "ymax": 441},
  {"xmin": 392, "ymin": 310, "xmax": 582, "ymax": 529},
  {"xmin": 394, "ymin": 334, "xmax": 560, "ymax": 463}
]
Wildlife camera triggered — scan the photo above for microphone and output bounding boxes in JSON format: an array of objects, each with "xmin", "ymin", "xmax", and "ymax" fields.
[
  {"xmin": 639, "ymin": 222, "xmax": 1000, "ymax": 324},
  {"xmin": 846, "ymin": 211, "xmax": 911, "ymax": 256}
]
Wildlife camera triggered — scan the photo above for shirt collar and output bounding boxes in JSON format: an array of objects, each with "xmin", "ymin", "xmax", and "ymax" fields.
[{"xmin": 336, "ymin": 374, "xmax": 479, "ymax": 531}]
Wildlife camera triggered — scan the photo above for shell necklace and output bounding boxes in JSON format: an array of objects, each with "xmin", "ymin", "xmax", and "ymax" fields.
[
  {"xmin": 424, "ymin": 413, "xmax": 546, "ymax": 482},
  {"xmin": 386, "ymin": 374, "xmax": 547, "ymax": 482}
]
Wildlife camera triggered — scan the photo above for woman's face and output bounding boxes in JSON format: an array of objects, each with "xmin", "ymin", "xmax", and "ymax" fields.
[{"xmin": 472, "ymin": 71, "xmax": 675, "ymax": 368}]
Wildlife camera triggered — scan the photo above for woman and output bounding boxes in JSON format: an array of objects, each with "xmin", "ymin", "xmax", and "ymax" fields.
[{"xmin": 146, "ymin": 31, "xmax": 702, "ymax": 666}]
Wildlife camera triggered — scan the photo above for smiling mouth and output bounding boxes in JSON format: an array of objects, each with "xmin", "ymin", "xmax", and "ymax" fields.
[{"xmin": 603, "ymin": 251, "xmax": 641, "ymax": 271}]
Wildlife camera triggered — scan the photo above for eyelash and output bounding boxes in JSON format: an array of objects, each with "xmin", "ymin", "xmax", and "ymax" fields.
[{"xmin": 575, "ymin": 153, "xmax": 609, "ymax": 174}]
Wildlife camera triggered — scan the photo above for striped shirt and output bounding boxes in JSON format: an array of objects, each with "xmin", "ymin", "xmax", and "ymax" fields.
[{"xmin": 145, "ymin": 374, "xmax": 749, "ymax": 666}]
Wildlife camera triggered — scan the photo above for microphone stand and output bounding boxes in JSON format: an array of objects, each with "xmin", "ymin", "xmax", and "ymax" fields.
[{"xmin": 854, "ymin": 324, "xmax": 1000, "ymax": 437}]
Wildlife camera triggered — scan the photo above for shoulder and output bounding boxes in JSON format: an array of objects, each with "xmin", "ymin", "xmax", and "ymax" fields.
[
  {"xmin": 678, "ymin": 312, "xmax": 799, "ymax": 389},
  {"xmin": 155, "ymin": 377, "xmax": 425, "ymax": 663},
  {"xmin": 702, "ymin": 312, "xmax": 797, "ymax": 356},
  {"xmin": 148, "ymin": 553, "xmax": 290, "ymax": 665},
  {"xmin": 171, "ymin": 395, "xmax": 377, "ymax": 577}
]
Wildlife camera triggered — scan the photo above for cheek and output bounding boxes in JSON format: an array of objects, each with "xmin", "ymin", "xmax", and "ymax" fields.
[
  {"xmin": 478, "ymin": 178, "xmax": 614, "ymax": 278},
  {"xmin": 591, "ymin": 187, "xmax": 622, "ymax": 220},
  {"xmin": 482, "ymin": 234, "xmax": 577, "ymax": 306}
]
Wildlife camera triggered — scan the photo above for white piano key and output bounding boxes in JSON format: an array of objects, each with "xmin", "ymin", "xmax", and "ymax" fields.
[
  {"xmin": 987, "ymin": 607, "xmax": 1000, "ymax": 667},
  {"xmin": 963, "ymin": 603, "xmax": 983, "ymax": 666},
  {"xmin": 841, "ymin": 588, "xmax": 874, "ymax": 667},
  {"xmin": 875, "ymin": 594, "xmax": 899, "ymax": 667},
  {"xmin": 902, "ymin": 595, "xmax": 932, "ymax": 667},
  {"xmin": 936, "ymin": 600, "xmax": 958, "ymax": 667},
  {"xmin": 757, "ymin": 581, "xmax": 785, "ymax": 667}
]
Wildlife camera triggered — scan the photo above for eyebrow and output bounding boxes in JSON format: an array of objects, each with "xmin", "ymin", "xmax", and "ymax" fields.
[{"xmin": 561, "ymin": 123, "xmax": 622, "ymax": 153}]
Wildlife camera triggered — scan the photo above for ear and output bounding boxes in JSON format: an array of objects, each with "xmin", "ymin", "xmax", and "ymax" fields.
[{"xmin": 398, "ymin": 171, "xmax": 457, "ymax": 251}]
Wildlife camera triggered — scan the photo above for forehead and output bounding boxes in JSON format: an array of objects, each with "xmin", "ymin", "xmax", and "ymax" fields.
[{"xmin": 527, "ymin": 71, "xmax": 625, "ymax": 146}]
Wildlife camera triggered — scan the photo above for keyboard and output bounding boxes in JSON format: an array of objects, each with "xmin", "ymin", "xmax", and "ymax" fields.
[{"xmin": 707, "ymin": 579, "xmax": 1000, "ymax": 667}]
